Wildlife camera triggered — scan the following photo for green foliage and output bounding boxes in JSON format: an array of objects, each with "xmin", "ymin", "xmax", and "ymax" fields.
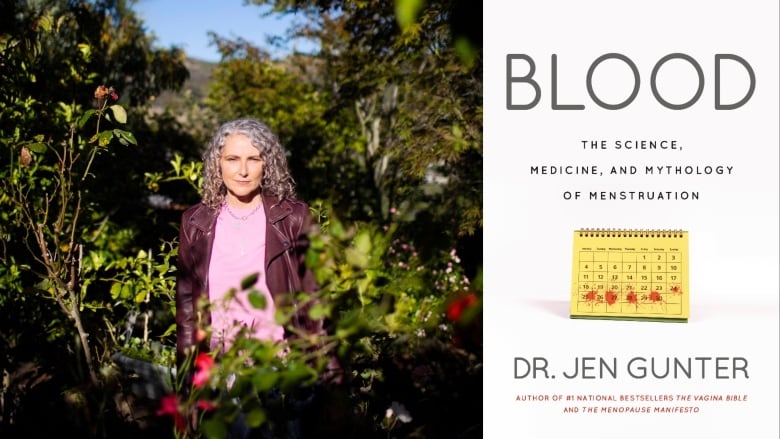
[
  {"xmin": 151, "ymin": 202, "xmax": 481, "ymax": 438},
  {"xmin": 105, "ymin": 241, "xmax": 179, "ymax": 344},
  {"xmin": 218, "ymin": 0, "xmax": 482, "ymax": 243},
  {"xmin": 156, "ymin": 280, "xmax": 329, "ymax": 438},
  {"xmin": 144, "ymin": 152, "xmax": 204, "ymax": 194},
  {"xmin": 0, "ymin": 76, "xmax": 137, "ymax": 381},
  {"xmin": 0, "ymin": 1, "xmax": 190, "ymax": 435},
  {"xmin": 306, "ymin": 205, "xmax": 482, "ymax": 437}
]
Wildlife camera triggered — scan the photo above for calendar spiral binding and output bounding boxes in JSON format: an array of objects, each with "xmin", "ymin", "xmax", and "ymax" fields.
[{"xmin": 576, "ymin": 228, "xmax": 687, "ymax": 238}]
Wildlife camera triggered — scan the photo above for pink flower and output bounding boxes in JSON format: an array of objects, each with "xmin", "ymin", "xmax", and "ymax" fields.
[{"xmin": 192, "ymin": 352, "xmax": 215, "ymax": 388}]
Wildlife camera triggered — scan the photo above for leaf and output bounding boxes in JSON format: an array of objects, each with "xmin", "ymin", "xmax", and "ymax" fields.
[
  {"xmin": 109, "ymin": 282, "xmax": 122, "ymax": 300},
  {"xmin": 77, "ymin": 43, "xmax": 91, "ymax": 60},
  {"xmin": 201, "ymin": 418, "xmax": 228, "ymax": 439},
  {"xmin": 161, "ymin": 323, "xmax": 176, "ymax": 338},
  {"xmin": 155, "ymin": 261, "xmax": 169, "ymax": 274},
  {"xmin": 356, "ymin": 277, "xmax": 371, "ymax": 297},
  {"xmin": 345, "ymin": 248, "xmax": 368, "ymax": 269},
  {"xmin": 279, "ymin": 361, "xmax": 317, "ymax": 391},
  {"xmin": 252, "ymin": 370, "xmax": 277, "ymax": 392},
  {"xmin": 328, "ymin": 219, "xmax": 346, "ymax": 239},
  {"xmin": 120, "ymin": 283, "xmax": 133, "ymax": 300},
  {"xmin": 335, "ymin": 310, "xmax": 366, "ymax": 339},
  {"xmin": 274, "ymin": 308, "xmax": 293, "ymax": 326},
  {"xmin": 37, "ymin": 14, "xmax": 54, "ymax": 32},
  {"xmin": 354, "ymin": 230, "xmax": 372, "ymax": 254},
  {"xmin": 25, "ymin": 142, "xmax": 47, "ymax": 153},
  {"xmin": 244, "ymin": 408, "xmax": 268, "ymax": 428},
  {"xmin": 57, "ymin": 102, "xmax": 73, "ymax": 121},
  {"xmin": 395, "ymin": 0, "xmax": 425, "ymax": 30},
  {"xmin": 112, "ymin": 129, "xmax": 137, "ymax": 145},
  {"xmin": 77, "ymin": 109, "xmax": 96, "ymax": 128},
  {"xmin": 248, "ymin": 290, "xmax": 267, "ymax": 310},
  {"xmin": 56, "ymin": 15, "xmax": 66, "ymax": 31},
  {"xmin": 97, "ymin": 130, "xmax": 113, "ymax": 147},
  {"xmin": 308, "ymin": 302, "xmax": 328, "ymax": 320},
  {"xmin": 240, "ymin": 272, "xmax": 259, "ymax": 290},
  {"xmin": 88, "ymin": 250, "xmax": 104, "ymax": 269},
  {"xmin": 223, "ymin": 288, "xmax": 237, "ymax": 301},
  {"xmin": 109, "ymin": 105, "xmax": 127, "ymax": 124}
]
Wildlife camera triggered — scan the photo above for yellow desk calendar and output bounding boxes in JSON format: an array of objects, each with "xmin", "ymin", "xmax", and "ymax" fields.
[{"xmin": 570, "ymin": 229, "xmax": 689, "ymax": 322}]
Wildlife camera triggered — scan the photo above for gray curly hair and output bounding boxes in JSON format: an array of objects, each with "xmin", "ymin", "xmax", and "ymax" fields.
[{"xmin": 201, "ymin": 118, "xmax": 296, "ymax": 208}]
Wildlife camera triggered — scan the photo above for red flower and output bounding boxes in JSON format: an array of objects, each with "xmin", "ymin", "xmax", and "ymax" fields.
[
  {"xmin": 194, "ymin": 352, "xmax": 215, "ymax": 369},
  {"xmin": 156, "ymin": 393, "xmax": 186, "ymax": 432},
  {"xmin": 196, "ymin": 399, "xmax": 218, "ymax": 412},
  {"xmin": 94, "ymin": 85, "xmax": 118, "ymax": 101},
  {"xmin": 192, "ymin": 352, "xmax": 215, "ymax": 388},
  {"xmin": 446, "ymin": 293, "xmax": 478, "ymax": 322},
  {"xmin": 157, "ymin": 393, "xmax": 178, "ymax": 416}
]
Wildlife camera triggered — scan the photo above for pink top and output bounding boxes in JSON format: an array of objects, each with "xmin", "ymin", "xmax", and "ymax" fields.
[{"xmin": 207, "ymin": 202, "xmax": 284, "ymax": 353}]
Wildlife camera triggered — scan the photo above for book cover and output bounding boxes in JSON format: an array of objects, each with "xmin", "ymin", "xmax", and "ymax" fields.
[{"xmin": 483, "ymin": 1, "xmax": 779, "ymax": 437}]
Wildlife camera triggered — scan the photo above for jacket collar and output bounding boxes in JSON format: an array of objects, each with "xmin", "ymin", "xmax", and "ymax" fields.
[
  {"xmin": 262, "ymin": 194, "xmax": 294, "ymax": 224},
  {"xmin": 189, "ymin": 203, "xmax": 216, "ymax": 232}
]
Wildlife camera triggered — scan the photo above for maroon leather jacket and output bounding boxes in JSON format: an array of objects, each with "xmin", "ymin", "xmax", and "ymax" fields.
[{"xmin": 175, "ymin": 195, "xmax": 322, "ymax": 361}]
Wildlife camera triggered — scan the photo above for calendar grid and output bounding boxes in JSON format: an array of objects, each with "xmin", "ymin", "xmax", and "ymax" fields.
[{"xmin": 570, "ymin": 230, "xmax": 689, "ymax": 322}]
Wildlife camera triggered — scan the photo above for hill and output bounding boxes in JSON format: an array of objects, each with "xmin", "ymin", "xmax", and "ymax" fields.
[{"xmin": 151, "ymin": 57, "xmax": 216, "ymax": 110}]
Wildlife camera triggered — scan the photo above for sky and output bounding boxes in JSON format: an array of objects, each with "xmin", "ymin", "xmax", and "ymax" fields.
[{"xmin": 134, "ymin": 0, "xmax": 314, "ymax": 62}]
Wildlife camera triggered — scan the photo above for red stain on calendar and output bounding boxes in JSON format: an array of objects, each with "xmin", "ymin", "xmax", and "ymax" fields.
[
  {"xmin": 605, "ymin": 290, "xmax": 618, "ymax": 305},
  {"xmin": 649, "ymin": 291, "xmax": 663, "ymax": 302}
]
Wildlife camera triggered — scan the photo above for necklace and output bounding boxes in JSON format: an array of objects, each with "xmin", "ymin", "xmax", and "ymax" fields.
[{"xmin": 225, "ymin": 202, "xmax": 262, "ymax": 221}]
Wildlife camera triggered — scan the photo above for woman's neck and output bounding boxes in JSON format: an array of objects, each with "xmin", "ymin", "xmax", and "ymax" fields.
[{"xmin": 225, "ymin": 194, "xmax": 262, "ymax": 209}]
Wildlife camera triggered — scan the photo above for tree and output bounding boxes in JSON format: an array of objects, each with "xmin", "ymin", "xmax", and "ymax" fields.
[
  {"xmin": 0, "ymin": 0, "xmax": 188, "ymax": 434},
  {"xmin": 209, "ymin": 0, "xmax": 482, "ymax": 270}
]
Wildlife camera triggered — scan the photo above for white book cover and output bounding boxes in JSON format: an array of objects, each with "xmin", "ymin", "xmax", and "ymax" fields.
[{"xmin": 483, "ymin": 1, "xmax": 780, "ymax": 437}]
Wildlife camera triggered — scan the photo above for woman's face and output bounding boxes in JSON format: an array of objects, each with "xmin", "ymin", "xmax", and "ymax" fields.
[{"xmin": 220, "ymin": 134, "xmax": 264, "ymax": 205}]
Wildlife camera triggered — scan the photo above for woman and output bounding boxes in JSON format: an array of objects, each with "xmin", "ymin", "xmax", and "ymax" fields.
[{"xmin": 175, "ymin": 118, "xmax": 335, "ymax": 436}]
